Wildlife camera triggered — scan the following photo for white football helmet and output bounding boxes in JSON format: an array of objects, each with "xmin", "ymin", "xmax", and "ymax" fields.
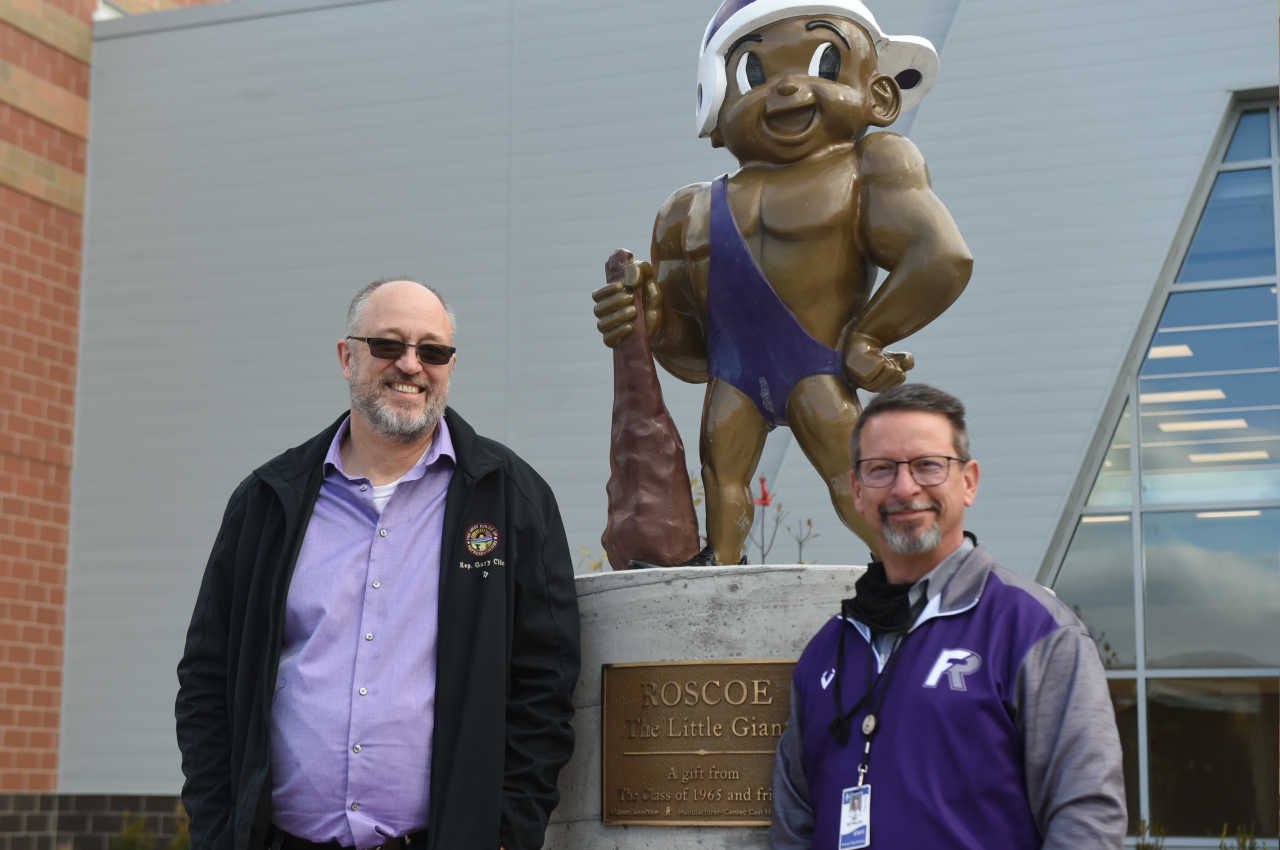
[{"xmin": 695, "ymin": 0, "xmax": 938, "ymax": 137}]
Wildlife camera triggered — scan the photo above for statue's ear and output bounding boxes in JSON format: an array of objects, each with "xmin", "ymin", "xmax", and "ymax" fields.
[
  {"xmin": 709, "ymin": 127, "xmax": 725, "ymax": 149},
  {"xmin": 867, "ymin": 74, "xmax": 901, "ymax": 128}
]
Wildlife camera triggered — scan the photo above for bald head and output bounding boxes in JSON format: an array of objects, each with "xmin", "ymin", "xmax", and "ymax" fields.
[{"xmin": 346, "ymin": 276, "xmax": 456, "ymax": 342}]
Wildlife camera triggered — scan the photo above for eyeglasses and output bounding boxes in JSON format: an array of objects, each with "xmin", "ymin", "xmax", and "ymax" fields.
[
  {"xmin": 346, "ymin": 336, "xmax": 456, "ymax": 365},
  {"xmin": 854, "ymin": 456, "xmax": 968, "ymax": 488}
]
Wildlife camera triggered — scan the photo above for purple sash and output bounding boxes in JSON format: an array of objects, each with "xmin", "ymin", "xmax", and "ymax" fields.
[{"xmin": 706, "ymin": 175, "xmax": 845, "ymax": 427}]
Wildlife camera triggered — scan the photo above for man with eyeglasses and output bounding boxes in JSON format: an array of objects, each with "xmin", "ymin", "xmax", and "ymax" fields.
[
  {"xmin": 772, "ymin": 384, "xmax": 1125, "ymax": 849},
  {"xmin": 176, "ymin": 278, "xmax": 580, "ymax": 850}
]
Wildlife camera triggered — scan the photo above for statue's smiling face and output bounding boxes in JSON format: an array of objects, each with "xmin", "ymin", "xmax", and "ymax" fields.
[{"xmin": 714, "ymin": 16, "xmax": 899, "ymax": 164}]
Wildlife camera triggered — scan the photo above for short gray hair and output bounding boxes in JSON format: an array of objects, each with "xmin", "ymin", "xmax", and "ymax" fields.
[
  {"xmin": 850, "ymin": 383, "xmax": 971, "ymax": 464},
  {"xmin": 345, "ymin": 276, "xmax": 457, "ymax": 339}
]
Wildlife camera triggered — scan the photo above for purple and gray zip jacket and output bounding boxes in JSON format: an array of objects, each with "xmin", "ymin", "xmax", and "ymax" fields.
[{"xmin": 772, "ymin": 542, "xmax": 1126, "ymax": 849}]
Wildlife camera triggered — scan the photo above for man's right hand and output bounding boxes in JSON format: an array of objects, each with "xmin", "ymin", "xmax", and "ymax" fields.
[{"xmin": 592, "ymin": 260, "xmax": 663, "ymax": 348}]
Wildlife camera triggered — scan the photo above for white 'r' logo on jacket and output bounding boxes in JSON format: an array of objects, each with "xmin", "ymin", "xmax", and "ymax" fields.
[{"xmin": 923, "ymin": 649, "xmax": 982, "ymax": 691}]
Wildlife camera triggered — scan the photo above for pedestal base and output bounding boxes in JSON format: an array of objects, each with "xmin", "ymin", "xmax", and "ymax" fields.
[{"xmin": 544, "ymin": 564, "xmax": 865, "ymax": 849}]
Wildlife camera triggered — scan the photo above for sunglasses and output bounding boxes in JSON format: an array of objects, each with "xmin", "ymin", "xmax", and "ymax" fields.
[{"xmin": 346, "ymin": 336, "xmax": 456, "ymax": 365}]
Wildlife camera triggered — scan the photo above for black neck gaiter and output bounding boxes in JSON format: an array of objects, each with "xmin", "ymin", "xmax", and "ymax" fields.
[{"xmin": 840, "ymin": 561, "xmax": 919, "ymax": 635}]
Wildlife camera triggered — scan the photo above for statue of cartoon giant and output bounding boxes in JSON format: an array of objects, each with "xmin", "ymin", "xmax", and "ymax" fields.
[{"xmin": 594, "ymin": 0, "xmax": 972, "ymax": 567}]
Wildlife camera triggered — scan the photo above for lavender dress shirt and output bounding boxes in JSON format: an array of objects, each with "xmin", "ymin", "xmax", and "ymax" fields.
[{"xmin": 270, "ymin": 415, "xmax": 455, "ymax": 849}]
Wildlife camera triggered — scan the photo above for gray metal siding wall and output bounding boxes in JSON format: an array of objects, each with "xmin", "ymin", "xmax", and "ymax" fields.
[
  {"xmin": 766, "ymin": 1, "xmax": 1278, "ymax": 570},
  {"xmin": 61, "ymin": 0, "xmax": 1275, "ymax": 792},
  {"xmin": 904, "ymin": 0, "xmax": 1277, "ymax": 568}
]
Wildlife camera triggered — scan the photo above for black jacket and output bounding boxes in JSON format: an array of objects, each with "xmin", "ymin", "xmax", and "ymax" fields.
[{"xmin": 175, "ymin": 409, "xmax": 581, "ymax": 850}]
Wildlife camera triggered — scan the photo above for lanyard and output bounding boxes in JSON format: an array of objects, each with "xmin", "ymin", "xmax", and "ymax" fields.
[{"xmin": 827, "ymin": 593, "xmax": 926, "ymax": 786}]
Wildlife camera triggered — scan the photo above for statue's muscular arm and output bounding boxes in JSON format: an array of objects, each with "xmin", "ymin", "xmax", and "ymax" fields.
[
  {"xmin": 647, "ymin": 183, "xmax": 710, "ymax": 383},
  {"xmin": 843, "ymin": 132, "xmax": 973, "ymax": 391},
  {"xmin": 591, "ymin": 183, "xmax": 710, "ymax": 382}
]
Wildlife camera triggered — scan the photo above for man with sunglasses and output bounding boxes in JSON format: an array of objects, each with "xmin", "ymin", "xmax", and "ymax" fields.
[
  {"xmin": 176, "ymin": 278, "xmax": 580, "ymax": 850},
  {"xmin": 772, "ymin": 384, "xmax": 1125, "ymax": 849}
]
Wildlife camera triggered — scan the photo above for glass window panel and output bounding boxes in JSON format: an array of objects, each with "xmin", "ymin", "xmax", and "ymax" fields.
[
  {"xmin": 1139, "ymin": 370, "xmax": 1280, "ymax": 414},
  {"xmin": 1053, "ymin": 517, "xmax": 1135, "ymax": 668},
  {"xmin": 1140, "ymin": 287, "xmax": 1280, "ymax": 503},
  {"xmin": 1142, "ymin": 408, "xmax": 1280, "ymax": 438},
  {"xmin": 1139, "ymin": 440, "xmax": 1280, "ymax": 504},
  {"xmin": 1107, "ymin": 679, "xmax": 1141, "ymax": 836},
  {"xmin": 1140, "ymin": 286, "xmax": 1279, "ymax": 378},
  {"xmin": 1147, "ymin": 678, "xmax": 1278, "ymax": 837},
  {"xmin": 1224, "ymin": 110, "xmax": 1271, "ymax": 163},
  {"xmin": 1087, "ymin": 403, "xmax": 1131, "ymax": 507},
  {"xmin": 1140, "ymin": 325, "xmax": 1279, "ymax": 376},
  {"xmin": 1149, "ymin": 284, "xmax": 1278, "ymax": 330},
  {"xmin": 1143, "ymin": 509, "xmax": 1280, "ymax": 667},
  {"xmin": 1176, "ymin": 168, "xmax": 1275, "ymax": 283},
  {"xmin": 1139, "ymin": 407, "xmax": 1280, "ymax": 504}
]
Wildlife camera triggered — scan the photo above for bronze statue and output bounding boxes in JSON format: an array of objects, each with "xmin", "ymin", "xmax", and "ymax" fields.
[{"xmin": 594, "ymin": 0, "xmax": 972, "ymax": 566}]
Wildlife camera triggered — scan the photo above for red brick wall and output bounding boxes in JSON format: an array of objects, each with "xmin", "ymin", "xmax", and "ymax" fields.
[
  {"xmin": 108, "ymin": 0, "xmax": 226, "ymax": 14},
  {"xmin": 37, "ymin": 1, "xmax": 92, "ymax": 21},
  {"xmin": 0, "ymin": 0, "xmax": 232, "ymax": 793},
  {"xmin": 0, "ymin": 26, "xmax": 90, "ymax": 99},
  {"xmin": 0, "ymin": 0, "xmax": 89, "ymax": 792},
  {"xmin": 0, "ymin": 183, "xmax": 81, "ymax": 793},
  {"xmin": 0, "ymin": 104, "xmax": 87, "ymax": 174}
]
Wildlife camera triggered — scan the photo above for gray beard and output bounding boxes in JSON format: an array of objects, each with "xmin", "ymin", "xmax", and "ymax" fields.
[
  {"xmin": 881, "ymin": 500, "xmax": 943, "ymax": 555},
  {"xmin": 349, "ymin": 363, "xmax": 450, "ymax": 444}
]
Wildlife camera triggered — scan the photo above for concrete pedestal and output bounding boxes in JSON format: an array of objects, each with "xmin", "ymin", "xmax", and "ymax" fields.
[{"xmin": 543, "ymin": 564, "xmax": 864, "ymax": 850}]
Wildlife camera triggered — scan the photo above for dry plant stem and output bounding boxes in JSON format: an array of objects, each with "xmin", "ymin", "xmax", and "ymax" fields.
[
  {"xmin": 748, "ymin": 501, "xmax": 787, "ymax": 563},
  {"xmin": 787, "ymin": 518, "xmax": 819, "ymax": 563}
]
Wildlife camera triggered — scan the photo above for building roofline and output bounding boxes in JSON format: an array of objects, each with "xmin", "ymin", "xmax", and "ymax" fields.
[{"xmin": 93, "ymin": 0, "xmax": 393, "ymax": 41}]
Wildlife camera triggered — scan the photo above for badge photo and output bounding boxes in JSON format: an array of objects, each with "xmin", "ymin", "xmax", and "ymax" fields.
[
  {"xmin": 839, "ymin": 785, "xmax": 871, "ymax": 850},
  {"xmin": 465, "ymin": 522, "xmax": 499, "ymax": 557}
]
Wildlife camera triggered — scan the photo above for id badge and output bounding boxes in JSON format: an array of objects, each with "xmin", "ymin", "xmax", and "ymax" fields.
[{"xmin": 838, "ymin": 785, "xmax": 871, "ymax": 849}]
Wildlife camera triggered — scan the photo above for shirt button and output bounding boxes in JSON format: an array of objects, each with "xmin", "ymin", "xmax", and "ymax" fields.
[
  {"xmin": 366, "ymin": 633, "xmax": 374, "ymax": 641},
  {"xmin": 350, "ymin": 802, "xmax": 359, "ymax": 811},
  {"xmin": 372, "ymin": 580, "xmax": 380, "ymax": 588},
  {"xmin": 359, "ymin": 687, "xmax": 367, "ymax": 695},
  {"xmin": 353, "ymin": 744, "xmax": 361, "ymax": 753},
  {"xmin": 379, "ymin": 529, "xmax": 387, "ymax": 537},
  {"xmin": 360, "ymin": 484, "xmax": 368, "ymax": 491}
]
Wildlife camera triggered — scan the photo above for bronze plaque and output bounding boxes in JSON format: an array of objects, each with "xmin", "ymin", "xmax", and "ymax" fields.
[{"xmin": 601, "ymin": 659, "xmax": 795, "ymax": 826}]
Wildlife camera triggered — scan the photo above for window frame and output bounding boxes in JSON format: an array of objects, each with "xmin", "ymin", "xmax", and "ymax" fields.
[{"xmin": 1039, "ymin": 94, "xmax": 1280, "ymax": 845}]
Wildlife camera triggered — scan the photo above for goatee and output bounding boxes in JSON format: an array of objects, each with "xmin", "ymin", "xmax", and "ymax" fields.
[
  {"xmin": 880, "ymin": 499, "xmax": 943, "ymax": 555},
  {"xmin": 349, "ymin": 363, "xmax": 450, "ymax": 444}
]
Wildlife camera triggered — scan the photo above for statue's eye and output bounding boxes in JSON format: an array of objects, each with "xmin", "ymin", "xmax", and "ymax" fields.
[
  {"xmin": 736, "ymin": 52, "xmax": 766, "ymax": 94},
  {"xmin": 809, "ymin": 42, "xmax": 840, "ymax": 81}
]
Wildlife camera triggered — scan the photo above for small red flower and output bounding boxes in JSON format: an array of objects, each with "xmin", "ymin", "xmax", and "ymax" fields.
[{"xmin": 754, "ymin": 475, "xmax": 772, "ymax": 507}]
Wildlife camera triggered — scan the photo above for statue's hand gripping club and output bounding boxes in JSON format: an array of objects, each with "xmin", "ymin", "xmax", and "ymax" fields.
[
  {"xmin": 597, "ymin": 249, "xmax": 702, "ymax": 570},
  {"xmin": 592, "ymin": 260, "xmax": 665, "ymax": 348},
  {"xmin": 843, "ymin": 332, "xmax": 915, "ymax": 393}
]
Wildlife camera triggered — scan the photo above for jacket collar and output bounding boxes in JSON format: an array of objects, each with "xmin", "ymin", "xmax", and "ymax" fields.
[
  {"xmin": 848, "ymin": 533, "xmax": 995, "ymax": 646},
  {"xmin": 253, "ymin": 406, "xmax": 505, "ymax": 496},
  {"xmin": 910, "ymin": 534, "xmax": 994, "ymax": 631},
  {"xmin": 439, "ymin": 407, "xmax": 505, "ymax": 481}
]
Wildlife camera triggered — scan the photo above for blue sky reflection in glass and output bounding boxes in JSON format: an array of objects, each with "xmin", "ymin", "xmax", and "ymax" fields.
[
  {"xmin": 1223, "ymin": 110, "xmax": 1271, "ymax": 163},
  {"xmin": 1139, "ymin": 286, "xmax": 1280, "ymax": 504},
  {"xmin": 1177, "ymin": 169, "xmax": 1275, "ymax": 283},
  {"xmin": 1086, "ymin": 403, "xmax": 1131, "ymax": 507}
]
